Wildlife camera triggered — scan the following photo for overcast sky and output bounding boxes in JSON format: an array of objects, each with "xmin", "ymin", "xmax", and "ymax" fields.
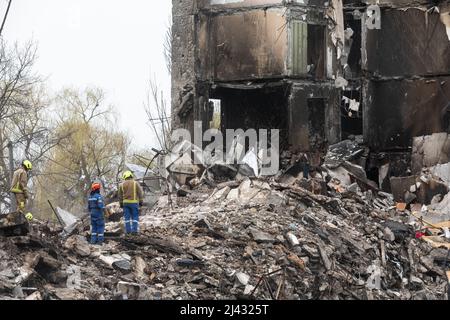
[{"xmin": 3, "ymin": 0, "xmax": 172, "ymax": 151}]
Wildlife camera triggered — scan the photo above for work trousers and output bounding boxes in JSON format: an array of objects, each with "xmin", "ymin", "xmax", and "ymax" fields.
[
  {"xmin": 90, "ymin": 214, "xmax": 105, "ymax": 244},
  {"xmin": 123, "ymin": 203, "xmax": 139, "ymax": 234},
  {"xmin": 13, "ymin": 193, "xmax": 26, "ymax": 213}
]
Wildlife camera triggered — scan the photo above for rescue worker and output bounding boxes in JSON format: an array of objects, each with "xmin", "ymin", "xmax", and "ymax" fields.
[
  {"xmin": 88, "ymin": 182, "xmax": 105, "ymax": 245},
  {"xmin": 10, "ymin": 160, "xmax": 33, "ymax": 221},
  {"xmin": 118, "ymin": 171, "xmax": 144, "ymax": 235}
]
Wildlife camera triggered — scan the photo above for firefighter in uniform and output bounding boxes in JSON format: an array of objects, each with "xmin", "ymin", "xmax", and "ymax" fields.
[
  {"xmin": 118, "ymin": 171, "xmax": 144, "ymax": 235},
  {"xmin": 10, "ymin": 160, "xmax": 33, "ymax": 221},
  {"xmin": 88, "ymin": 182, "xmax": 105, "ymax": 245}
]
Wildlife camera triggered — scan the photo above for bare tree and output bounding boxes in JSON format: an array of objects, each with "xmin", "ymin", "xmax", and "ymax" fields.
[
  {"xmin": 144, "ymin": 76, "xmax": 172, "ymax": 152},
  {"xmin": 0, "ymin": 40, "xmax": 58, "ymax": 213},
  {"xmin": 35, "ymin": 87, "xmax": 129, "ymax": 215}
]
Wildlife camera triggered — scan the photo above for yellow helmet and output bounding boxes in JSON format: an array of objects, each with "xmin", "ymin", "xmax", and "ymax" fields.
[
  {"xmin": 25, "ymin": 212, "xmax": 33, "ymax": 221},
  {"xmin": 22, "ymin": 160, "xmax": 32, "ymax": 170},
  {"xmin": 123, "ymin": 171, "xmax": 134, "ymax": 180}
]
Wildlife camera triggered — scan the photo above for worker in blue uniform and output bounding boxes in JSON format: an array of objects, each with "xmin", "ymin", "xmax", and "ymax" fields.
[{"xmin": 88, "ymin": 182, "xmax": 105, "ymax": 245}]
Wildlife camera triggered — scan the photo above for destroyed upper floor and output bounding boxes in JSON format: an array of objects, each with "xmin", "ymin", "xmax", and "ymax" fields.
[
  {"xmin": 172, "ymin": 0, "xmax": 450, "ymax": 153},
  {"xmin": 178, "ymin": 0, "xmax": 450, "ymax": 83}
]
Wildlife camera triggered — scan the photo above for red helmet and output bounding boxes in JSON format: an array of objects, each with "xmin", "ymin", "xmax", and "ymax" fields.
[{"xmin": 91, "ymin": 183, "xmax": 101, "ymax": 192}]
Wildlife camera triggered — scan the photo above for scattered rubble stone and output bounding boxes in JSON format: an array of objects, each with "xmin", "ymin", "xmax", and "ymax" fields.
[{"xmin": 2, "ymin": 145, "xmax": 450, "ymax": 300}]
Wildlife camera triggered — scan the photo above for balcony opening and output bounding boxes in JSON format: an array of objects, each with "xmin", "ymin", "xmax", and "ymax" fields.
[
  {"xmin": 341, "ymin": 90, "xmax": 363, "ymax": 139},
  {"xmin": 210, "ymin": 84, "xmax": 290, "ymax": 152}
]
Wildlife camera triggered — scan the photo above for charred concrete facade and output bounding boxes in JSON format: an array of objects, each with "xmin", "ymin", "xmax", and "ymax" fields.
[{"xmin": 172, "ymin": 0, "xmax": 450, "ymax": 165}]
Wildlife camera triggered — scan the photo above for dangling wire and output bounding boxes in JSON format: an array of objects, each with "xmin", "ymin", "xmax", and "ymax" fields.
[{"xmin": 0, "ymin": 0, "xmax": 12, "ymax": 36}]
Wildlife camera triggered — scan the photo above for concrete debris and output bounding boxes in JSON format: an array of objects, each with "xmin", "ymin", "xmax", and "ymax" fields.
[
  {"xmin": 248, "ymin": 227, "xmax": 276, "ymax": 244},
  {"xmin": 56, "ymin": 207, "xmax": 78, "ymax": 228},
  {"xmin": 235, "ymin": 272, "xmax": 250, "ymax": 286},
  {"xmin": 0, "ymin": 212, "xmax": 29, "ymax": 237},
  {"xmin": 429, "ymin": 163, "xmax": 450, "ymax": 187},
  {"xmin": 412, "ymin": 133, "xmax": 450, "ymax": 174},
  {"xmin": 285, "ymin": 232, "xmax": 300, "ymax": 247},
  {"xmin": 324, "ymin": 140, "xmax": 365, "ymax": 169},
  {"xmin": 117, "ymin": 281, "xmax": 140, "ymax": 300},
  {"xmin": 64, "ymin": 235, "xmax": 91, "ymax": 257},
  {"xmin": 2, "ymin": 153, "xmax": 450, "ymax": 300}
]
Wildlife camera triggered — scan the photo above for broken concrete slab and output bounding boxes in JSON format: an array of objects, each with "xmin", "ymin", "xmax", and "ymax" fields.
[
  {"xmin": 238, "ymin": 179, "xmax": 262, "ymax": 203},
  {"xmin": 416, "ymin": 178, "xmax": 449, "ymax": 205},
  {"xmin": 285, "ymin": 232, "xmax": 300, "ymax": 247},
  {"xmin": 205, "ymin": 186, "xmax": 231, "ymax": 204},
  {"xmin": 430, "ymin": 163, "xmax": 450, "ymax": 186},
  {"xmin": 248, "ymin": 227, "xmax": 275, "ymax": 243},
  {"xmin": 429, "ymin": 193, "xmax": 450, "ymax": 217},
  {"xmin": 412, "ymin": 133, "xmax": 450, "ymax": 174},
  {"xmin": 327, "ymin": 166, "xmax": 352, "ymax": 186},
  {"xmin": 341, "ymin": 161, "xmax": 378, "ymax": 190},
  {"xmin": 64, "ymin": 235, "xmax": 91, "ymax": 257},
  {"xmin": 235, "ymin": 272, "xmax": 250, "ymax": 286},
  {"xmin": 226, "ymin": 188, "xmax": 240, "ymax": 201},
  {"xmin": 324, "ymin": 140, "xmax": 365, "ymax": 169},
  {"xmin": 112, "ymin": 260, "xmax": 132, "ymax": 274},
  {"xmin": 56, "ymin": 207, "xmax": 79, "ymax": 228}
]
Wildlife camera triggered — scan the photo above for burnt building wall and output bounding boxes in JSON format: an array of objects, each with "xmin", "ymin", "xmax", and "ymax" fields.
[
  {"xmin": 172, "ymin": 0, "xmax": 197, "ymax": 132},
  {"xmin": 289, "ymin": 82, "xmax": 342, "ymax": 152},
  {"xmin": 197, "ymin": 8, "xmax": 289, "ymax": 81},
  {"xmin": 362, "ymin": 5, "xmax": 450, "ymax": 150},
  {"xmin": 173, "ymin": 0, "xmax": 342, "ymax": 153},
  {"xmin": 172, "ymin": 0, "xmax": 450, "ymax": 157}
]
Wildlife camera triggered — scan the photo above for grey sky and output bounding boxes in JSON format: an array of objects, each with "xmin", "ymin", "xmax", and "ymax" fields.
[{"xmin": 3, "ymin": 0, "xmax": 172, "ymax": 150}]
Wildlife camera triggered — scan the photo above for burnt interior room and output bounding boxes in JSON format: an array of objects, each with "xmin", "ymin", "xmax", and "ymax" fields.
[
  {"xmin": 209, "ymin": 85, "xmax": 290, "ymax": 150},
  {"xmin": 343, "ymin": 11, "xmax": 362, "ymax": 78},
  {"xmin": 307, "ymin": 24, "xmax": 326, "ymax": 79},
  {"xmin": 341, "ymin": 90, "xmax": 363, "ymax": 139}
]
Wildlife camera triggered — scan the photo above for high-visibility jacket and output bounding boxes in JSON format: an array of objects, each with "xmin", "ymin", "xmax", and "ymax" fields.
[
  {"xmin": 118, "ymin": 179, "xmax": 144, "ymax": 205},
  {"xmin": 10, "ymin": 168, "xmax": 28, "ymax": 198}
]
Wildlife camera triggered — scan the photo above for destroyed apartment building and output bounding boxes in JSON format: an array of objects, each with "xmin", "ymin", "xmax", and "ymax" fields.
[
  {"xmin": 171, "ymin": 0, "xmax": 450, "ymax": 181},
  {"xmin": 2, "ymin": 0, "xmax": 450, "ymax": 302}
]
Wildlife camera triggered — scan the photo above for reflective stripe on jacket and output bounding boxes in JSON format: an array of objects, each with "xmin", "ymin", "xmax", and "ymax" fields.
[
  {"xmin": 88, "ymin": 192, "xmax": 105, "ymax": 220},
  {"xmin": 118, "ymin": 180, "xmax": 143, "ymax": 204},
  {"xmin": 88, "ymin": 192, "xmax": 105, "ymax": 210},
  {"xmin": 10, "ymin": 168, "xmax": 28, "ymax": 195}
]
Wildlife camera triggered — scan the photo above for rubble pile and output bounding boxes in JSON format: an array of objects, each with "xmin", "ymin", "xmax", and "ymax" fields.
[
  {"xmin": 1, "ymin": 134, "xmax": 450, "ymax": 300},
  {"xmin": 132, "ymin": 176, "xmax": 449, "ymax": 300},
  {"xmin": 1, "ymin": 173, "xmax": 449, "ymax": 300}
]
